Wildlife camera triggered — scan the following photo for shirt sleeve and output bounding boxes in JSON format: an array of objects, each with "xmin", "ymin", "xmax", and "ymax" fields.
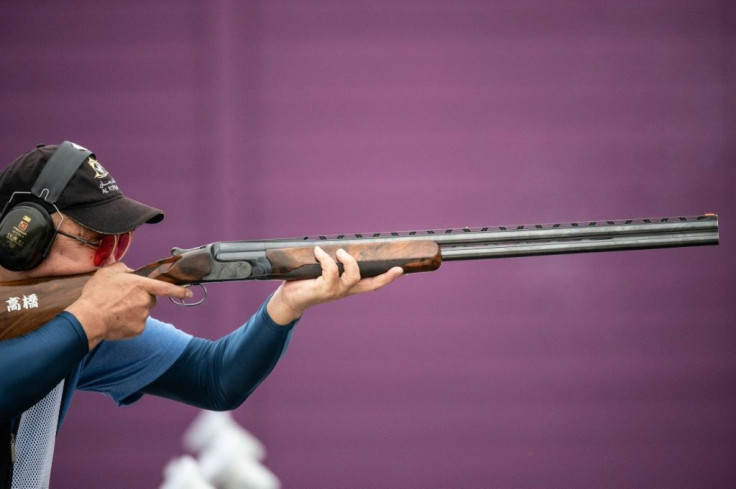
[
  {"xmin": 0, "ymin": 312, "xmax": 88, "ymax": 423},
  {"xmin": 140, "ymin": 298, "xmax": 296, "ymax": 410},
  {"xmin": 76, "ymin": 316, "xmax": 192, "ymax": 405}
]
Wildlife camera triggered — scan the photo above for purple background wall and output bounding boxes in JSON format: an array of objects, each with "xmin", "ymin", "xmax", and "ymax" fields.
[{"xmin": 2, "ymin": 1, "xmax": 735, "ymax": 487}]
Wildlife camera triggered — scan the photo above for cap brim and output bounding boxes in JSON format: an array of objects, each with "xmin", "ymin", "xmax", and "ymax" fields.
[{"xmin": 62, "ymin": 194, "xmax": 164, "ymax": 234}]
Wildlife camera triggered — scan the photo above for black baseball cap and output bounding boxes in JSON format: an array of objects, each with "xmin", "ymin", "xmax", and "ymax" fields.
[{"xmin": 0, "ymin": 143, "xmax": 164, "ymax": 234}]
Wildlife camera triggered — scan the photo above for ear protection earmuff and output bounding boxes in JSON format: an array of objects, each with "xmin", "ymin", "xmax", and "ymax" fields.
[{"xmin": 0, "ymin": 142, "xmax": 93, "ymax": 271}]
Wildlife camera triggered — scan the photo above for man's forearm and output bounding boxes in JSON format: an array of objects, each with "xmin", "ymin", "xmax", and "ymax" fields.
[{"xmin": 142, "ymin": 300, "xmax": 296, "ymax": 410}]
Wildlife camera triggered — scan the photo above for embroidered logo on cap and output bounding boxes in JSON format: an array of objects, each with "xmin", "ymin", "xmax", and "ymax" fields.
[
  {"xmin": 87, "ymin": 158, "xmax": 119, "ymax": 195},
  {"xmin": 88, "ymin": 158, "xmax": 109, "ymax": 179}
]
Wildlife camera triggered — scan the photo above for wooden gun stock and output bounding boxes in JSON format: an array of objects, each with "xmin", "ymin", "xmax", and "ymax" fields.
[
  {"xmin": 0, "ymin": 214, "xmax": 718, "ymax": 341},
  {"xmin": 0, "ymin": 274, "xmax": 91, "ymax": 341}
]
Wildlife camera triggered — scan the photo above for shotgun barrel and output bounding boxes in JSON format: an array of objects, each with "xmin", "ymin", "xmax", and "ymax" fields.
[{"xmin": 209, "ymin": 214, "xmax": 719, "ymax": 263}]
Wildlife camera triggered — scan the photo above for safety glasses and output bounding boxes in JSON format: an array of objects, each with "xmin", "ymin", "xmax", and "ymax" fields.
[{"xmin": 56, "ymin": 230, "xmax": 134, "ymax": 266}]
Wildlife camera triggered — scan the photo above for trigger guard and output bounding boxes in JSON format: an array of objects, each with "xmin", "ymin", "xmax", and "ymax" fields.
[{"xmin": 170, "ymin": 283, "xmax": 207, "ymax": 307}]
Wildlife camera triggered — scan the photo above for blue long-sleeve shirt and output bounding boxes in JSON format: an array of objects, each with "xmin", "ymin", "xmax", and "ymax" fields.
[
  {"xmin": 2, "ymin": 298, "xmax": 296, "ymax": 486},
  {"xmin": 1, "ymin": 298, "xmax": 295, "ymax": 425}
]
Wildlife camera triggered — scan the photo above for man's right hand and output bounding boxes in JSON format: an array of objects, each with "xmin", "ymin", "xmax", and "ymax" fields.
[{"xmin": 64, "ymin": 262, "xmax": 193, "ymax": 350}]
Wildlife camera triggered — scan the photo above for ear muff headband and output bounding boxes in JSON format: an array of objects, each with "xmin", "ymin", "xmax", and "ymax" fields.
[
  {"xmin": 31, "ymin": 142, "xmax": 93, "ymax": 202},
  {"xmin": 0, "ymin": 141, "xmax": 94, "ymax": 271}
]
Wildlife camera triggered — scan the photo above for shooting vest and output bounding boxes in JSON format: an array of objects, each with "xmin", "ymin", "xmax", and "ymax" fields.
[{"xmin": 1, "ymin": 380, "xmax": 64, "ymax": 489}]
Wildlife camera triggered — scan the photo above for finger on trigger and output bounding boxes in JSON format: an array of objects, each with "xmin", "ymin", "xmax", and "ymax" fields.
[
  {"xmin": 147, "ymin": 279, "xmax": 192, "ymax": 299},
  {"xmin": 176, "ymin": 285, "xmax": 194, "ymax": 299}
]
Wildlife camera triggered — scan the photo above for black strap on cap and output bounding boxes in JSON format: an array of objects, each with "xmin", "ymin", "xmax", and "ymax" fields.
[{"xmin": 30, "ymin": 141, "xmax": 93, "ymax": 204}]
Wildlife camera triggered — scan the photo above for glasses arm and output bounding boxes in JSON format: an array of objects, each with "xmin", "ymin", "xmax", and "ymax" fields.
[{"xmin": 55, "ymin": 229, "xmax": 101, "ymax": 248}]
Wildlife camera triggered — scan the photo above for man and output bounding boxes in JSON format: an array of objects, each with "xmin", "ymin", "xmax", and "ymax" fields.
[{"xmin": 0, "ymin": 142, "xmax": 402, "ymax": 488}]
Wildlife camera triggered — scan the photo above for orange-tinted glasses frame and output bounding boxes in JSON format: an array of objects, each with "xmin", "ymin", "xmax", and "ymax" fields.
[{"xmin": 56, "ymin": 230, "xmax": 133, "ymax": 266}]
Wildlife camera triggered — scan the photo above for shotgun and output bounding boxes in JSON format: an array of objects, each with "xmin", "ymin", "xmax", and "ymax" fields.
[{"xmin": 0, "ymin": 214, "xmax": 719, "ymax": 341}]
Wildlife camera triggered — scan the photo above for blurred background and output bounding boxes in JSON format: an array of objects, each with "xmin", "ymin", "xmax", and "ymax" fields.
[{"xmin": 1, "ymin": 0, "xmax": 734, "ymax": 487}]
